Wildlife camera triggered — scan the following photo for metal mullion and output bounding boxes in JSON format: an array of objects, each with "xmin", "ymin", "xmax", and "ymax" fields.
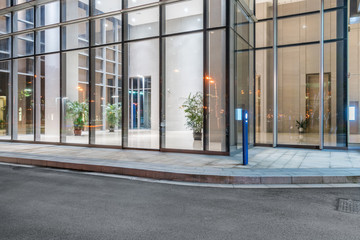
[
  {"xmin": 10, "ymin": 8, "xmax": 14, "ymax": 140},
  {"xmin": 59, "ymin": 0, "xmax": 64, "ymax": 143},
  {"xmin": 277, "ymin": 10, "xmax": 320, "ymax": 20},
  {"xmin": 33, "ymin": 5, "xmax": 37, "ymax": 142},
  {"xmin": 320, "ymin": 0, "xmax": 324, "ymax": 149},
  {"xmin": 203, "ymin": 0, "xmax": 207, "ymax": 151},
  {"xmin": 277, "ymin": 41, "xmax": 321, "ymax": 48},
  {"xmin": 89, "ymin": 0, "xmax": 95, "ymax": 145},
  {"xmin": 273, "ymin": 0, "xmax": 278, "ymax": 147},
  {"xmin": 225, "ymin": 0, "xmax": 230, "ymax": 153},
  {"xmin": 159, "ymin": 3, "xmax": 164, "ymax": 150},
  {"xmin": 121, "ymin": 0, "xmax": 127, "ymax": 148}
]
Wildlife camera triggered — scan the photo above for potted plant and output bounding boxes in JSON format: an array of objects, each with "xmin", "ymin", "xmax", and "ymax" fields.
[
  {"xmin": 296, "ymin": 118, "xmax": 308, "ymax": 134},
  {"xmin": 66, "ymin": 100, "xmax": 88, "ymax": 136},
  {"xmin": 105, "ymin": 103, "xmax": 121, "ymax": 132},
  {"xmin": 181, "ymin": 92, "xmax": 203, "ymax": 141}
]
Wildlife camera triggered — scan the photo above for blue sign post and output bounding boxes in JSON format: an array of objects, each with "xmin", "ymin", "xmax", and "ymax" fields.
[{"xmin": 242, "ymin": 110, "xmax": 248, "ymax": 165}]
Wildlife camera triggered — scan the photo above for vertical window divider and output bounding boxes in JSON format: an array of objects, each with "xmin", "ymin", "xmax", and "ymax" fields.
[
  {"xmin": 89, "ymin": 0, "xmax": 95, "ymax": 145},
  {"xmin": 121, "ymin": 0, "xmax": 128, "ymax": 148},
  {"xmin": 319, "ymin": 0, "xmax": 324, "ymax": 149},
  {"xmin": 33, "ymin": 5, "xmax": 38, "ymax": 142},
  {"xmin": 10, "ymin": 9, "xmax": 14, "ymax": 141},
  {"xmin": 159, "ymin": 2, "xmax": 164, "ymax": 150},
  {"xmin": 203, "ymin": 0, "xmax": 208, "ymax": 151},
  {"xmin": 273, "ymin": 0, "xmax": 278, "ymax": 148},
  {"xmin": 60, "ymin": 0, "xmax": 65, "ymax": 143}
]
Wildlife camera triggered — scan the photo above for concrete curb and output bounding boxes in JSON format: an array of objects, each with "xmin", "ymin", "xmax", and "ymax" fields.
[{"xmin": 1, "ymin": 156, "xmax": 360, "ymax": 185}]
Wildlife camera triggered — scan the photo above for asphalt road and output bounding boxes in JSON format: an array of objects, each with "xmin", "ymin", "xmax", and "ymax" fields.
[{"xmin": 0, "ymin": 164, "xmax": 359, "ymax": 240}]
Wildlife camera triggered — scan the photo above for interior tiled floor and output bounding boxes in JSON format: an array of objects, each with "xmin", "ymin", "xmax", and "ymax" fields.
[{"xmin": 0, "ymin": 142, "xmax": 359, "ymax": 169}]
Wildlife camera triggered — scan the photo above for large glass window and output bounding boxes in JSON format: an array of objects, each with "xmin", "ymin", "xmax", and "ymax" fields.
[
  {"xmin": 277, "ymin": 0, "xmax": 320, "ymax": 17},
  {"xmin": 62, "ymin": 49, "xmax": 89, "ymax": 144},
  {"xmin": 14, "ymin": 57, "xmax": 34, "ymax": 141},
  {"xmin": 0, "ymin": 38, "xmax": 11, "ymax": 60},
  {"xmin": 93, "ymin": 15, "xmax": 122, "ymax": 46},
  {"xmin": 207, "ymin": 30, "xmax": 226, "ymax": 152},
  {"xmin": 255, "ymin": 49, "xmax": 273, "ymax": 145},
  {"xmin": 127, "ymin": 0, "xmax": 158, "ymax": 8},
  {"xmin": 35, "ymin": 54, "xmax": 60, "ymax": 142},
  {"xmin": 36, "ymin": 27, "xmax": 60, "ymax": 54},
  {"xmin": 37, "ymin": 1, "xmax": 60, "ymax": 27},
  {"xmin": 14, "ymin": 32, "xmax": 34, "ymax": 57},
  {"xmin": 125, "ymin": 7, "xmax": 159, "ymax": 40},
  {"xmin": 93, "ymin": 0, "xmax": 121, "ymax": 15},
  {"xmin": 163, "ymin": 33, "xmax": 203, "ymax": 150},
  {"xmin": 0, "ymin": 14, "xmax": 11, "ymax": 34},
  {"xmin": 0, "ymin": 60, "xmax": 11, "ymax": 140},
  {"xmin": 93, "ymin": 45, "xmax": 122, "ymax": 146},
  {"xmin": 62, "ymin": 0, "xmax": 89, "ymax": 22},
  {"xmin": 14, "ymin": 8, "xmax": 34, "ymax": 32},
  {"xmin": 165, "ymin": 0, "xmax": 203, "ymax": 35},
  {"xmin": 207, "ymin": 0, "xmax": 226, "ymax": 28},
  {"xmin": 125, "ymin": 39, "xmax": 159, "ymax": 149},
  {"xmin": 278, "ymin": 44, "xmax": 320, "ymax": 146},
  {"xmin": 62, "ymin": 22, "xmax": 89, "ymax": 50}
]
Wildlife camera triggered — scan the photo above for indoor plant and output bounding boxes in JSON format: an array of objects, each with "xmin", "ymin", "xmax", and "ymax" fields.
[
  {"xmin": 66, "ymin": 100, "xmax": 88, "ymax": 136},
  {"xmin": 296, "ymin": 118, "xmax": 308, "ymax": 133},
  {"xmin": 181, "ymin": 92, "xmax": 203, "ymax": 140},
  {"xmin": 105, "ymin": 103, "xmax": 121, "ymax": 132}
]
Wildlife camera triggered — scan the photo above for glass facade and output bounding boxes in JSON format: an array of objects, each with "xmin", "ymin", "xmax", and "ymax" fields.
[
  {"xmin": 0, "ymin": 0, "xmax": 257, "ymax": 155},
  {"xmin": 255, "ymin": 0, "xmax": 348, "ymax": 148}
]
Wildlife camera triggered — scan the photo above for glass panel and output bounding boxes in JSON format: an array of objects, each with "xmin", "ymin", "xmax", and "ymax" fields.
[
  {"xmin": 325, "ymin": 0, "xmax": 345, "ymax": 9},
  {"xmin": 62, "ymin": 0, "xmax": 89, "ymax": 22},
  {"xmin": 255, "ymin": 49, "xmax": 273, "ymax": 144},
  {"xmin": 278, "ymin": 44, "xmax": 320, "ymax": 146},
  {"xmin": 93, "ymin": 0, "xmax": 121, "ymax": 15},
  {"xmin": 164, "ymin": 33, "xmax": 203, "ymax": 150},
  {"xmin": 255, "ymin": 20, "xmax": 273, "ymax": 48},
  {"xmin": 278, "ymin": 0, "xmax": 320, "ymax": 17},
  {"xmin": 165, "ymin": 0, "xmax": 203, "ymax": 35},
  {"xmin": 127, "ymin": 0, "xmax": 158, "ymax": 8},
  {"xmin": 234, "ymin": 3, "xmax": 250, "ymax": 43},
  {"xmin": 93, "ymin": 45, "xmax": 122, "ymax": 146},
  {"xmin": 15, "ymin": 0, "xmax": 32, "ymax": 4},
  {"xmin": 126, "ymin": 7, "xmax": 159, "ymax": 40},
  {"xmin": 36, "ymin": 27, "xmax": 60, "ymax": 54},
  {"xmin": 14, "ymin": 57, "xmax": 34, "ymax": 141},
  {"xmin": 0, "ymin": 38, "xmax": 11, "ymax": 60},
  {"xmin": 255, "ymin": 0, "xmax": 273, "ymax": 19},
  {"xmin": 14, "ymin": 8, "xmax": 34, "ymax": 32},
  {"xmin": 37, "ymin": 1, "xmax": 60, "ymax": 27},
  {"xmin": 278, "ymin": 14, "xmax": 320, "ymax": 45},
  {"xmin": 324, "ymin": 41, "xmax": 346, "ymax": 147},
  {"xmin": 0, "ymin": 14, "xmax": 11, "ymax": 34},
  {"xmin": 349, "ymin": 22, "xmax": 360, "ymax": 145},
  {"xmin": 207, "ymin": 30, "xmax": 226, "ymax": 152},
  {"xmin": 0, "ymin": 60, "xmax": 11, "ymax": 140},
  {"xmin": 35, "ymin": 54, "xmax": 60, "ymax": 142},
  {"xmin": 207, "ymin": 0, "xmax": 226, "ymax": 28},
  {"xmin": 14, "ymin": 33, "xmax": 34, "ymax": 57},
  {"xmin": 62, "ymin": 22, "xmax": 89, "ymax": 50},
  {"xmin": 62, "ymin": 49, "xmax": 89, "ymax": 144},
  {"xmin": 125, "ymin": 39, "xmax": 159, "ymax": 149},
  {"xmin": 324, "ymin": 9, "xmax": 345, "ymax": 41},
  {"xmin": 93, "ymin": 15, "xmax": 122, "ymax": 45}
]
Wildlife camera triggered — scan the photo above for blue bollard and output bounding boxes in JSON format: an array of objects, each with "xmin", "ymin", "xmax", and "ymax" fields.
[{"xmin": 242, "ymin": 110, "xmax": 248, "ymax": 165}]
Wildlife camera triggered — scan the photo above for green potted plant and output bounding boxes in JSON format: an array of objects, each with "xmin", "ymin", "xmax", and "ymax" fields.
[
  {"xmin": 66, "ymin": 100, "xmax": 88, "ymax": 136},
  {"xmin": 296, "ymin": 118, "xmax": 308, "ymax": 134},
  {"xmin": 181, "ymin": 92, "xmax": 203, "ymax": 141},
  {"xmin": 105, "ymin": 103, "xmax": 121, "ymax": 132}
]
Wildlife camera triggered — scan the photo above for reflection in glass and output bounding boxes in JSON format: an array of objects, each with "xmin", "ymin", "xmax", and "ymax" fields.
[
  {"xmin": 36, "ymin": 54, "xmax": 60, "ymax": 142},
  {"xmin": 127, "ymin": 0, "xmax": 158, "ymax": 8},
  {"xmin": 255, "ymin": 0, "xmax": 273, "ymax": 19},
  {"xmin": 93, "ymin": 0, "xmax": 121, "ymax": 15},
  {"xmin": 0, "ymin": 38, "xmax": 11, "ymax": 60},
  {"xmin": 14, "ymin": 57, "xmax": 34, "ymax": 141},
  {"xmin": 278, "ymin": 0, "xmax": 320, "ymax": 17},
  {"xmin": 207, "ymin": 0, "xmax": 226, "ymax": 28},
  {"xmin": 0, "ymin": 14, "xmax": 11, "ymax": 34},
  {"xmin": 62, "ymin": 50, "xmax": 89, "ymax": 144},
  {"xmin": 0, "ymin": 60, "xmax": 11, "ymax": 140},
  {"xmin": 164, "ymin": 33, "xmax": 203, "ymax": 150}
]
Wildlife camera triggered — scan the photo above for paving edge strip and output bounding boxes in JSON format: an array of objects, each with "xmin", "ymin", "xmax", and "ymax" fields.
[{"xmin": 0, "ymin": 156, "xmax": 360, "ymax": 185}]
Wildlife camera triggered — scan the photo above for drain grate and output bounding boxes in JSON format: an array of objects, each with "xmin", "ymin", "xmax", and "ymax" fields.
[{"xmin": 337, "ymin": 199, "xmax": 360, "ymax": 214}]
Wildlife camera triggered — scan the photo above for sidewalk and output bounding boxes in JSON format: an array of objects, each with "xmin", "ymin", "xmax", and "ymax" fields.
[{"xmin": 0, "ymin": 142, "xmax": 359, "ymax": 184}]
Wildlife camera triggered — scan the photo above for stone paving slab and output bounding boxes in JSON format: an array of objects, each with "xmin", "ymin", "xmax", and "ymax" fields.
[{"xmin": 0, "ymin": 142, "xmax": 360, "ymax": 184}]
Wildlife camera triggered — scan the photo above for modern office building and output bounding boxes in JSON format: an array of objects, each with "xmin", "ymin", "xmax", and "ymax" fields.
[{"xmin": 0, "ymin": 0, "xmax": 358, "ymax": 156}]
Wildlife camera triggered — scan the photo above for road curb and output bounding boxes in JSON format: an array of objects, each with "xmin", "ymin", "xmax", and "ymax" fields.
[{"xmin": 1, "ymin": 156, "xmax": 360, "ymax": 185}]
